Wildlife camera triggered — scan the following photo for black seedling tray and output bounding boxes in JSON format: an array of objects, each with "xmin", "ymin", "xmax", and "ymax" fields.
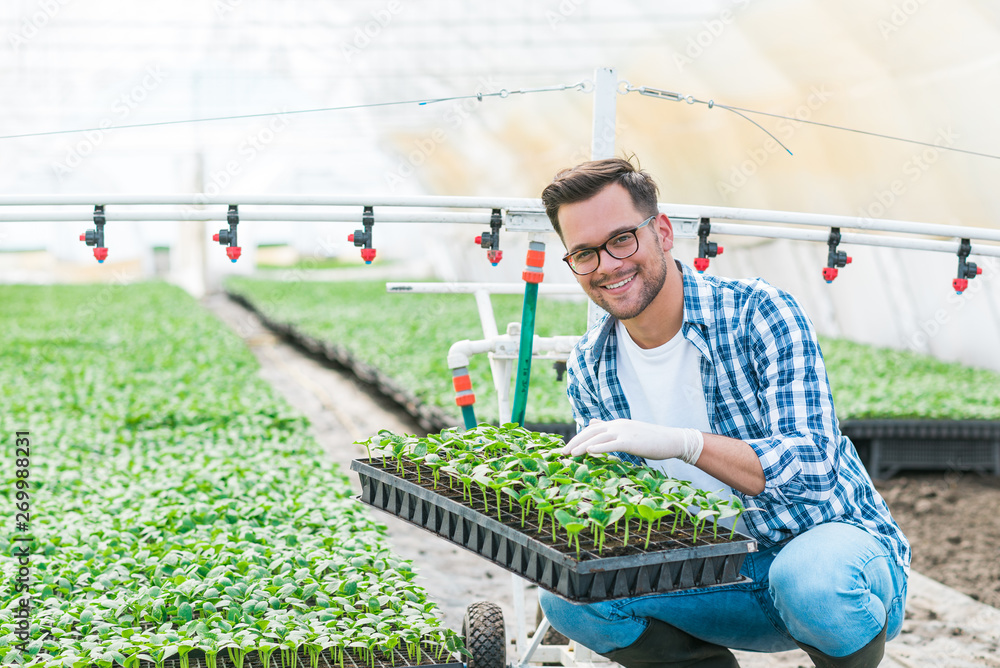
[
  {"xmin": 158, "ymin": 643, "xmax": 462, "ymax": 668},
  {"xmin": 351, "ymin": 459, "xmax": 756, "ymax": 603}
]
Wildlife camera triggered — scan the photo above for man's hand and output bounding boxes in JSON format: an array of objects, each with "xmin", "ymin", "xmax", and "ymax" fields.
[{"xmin": 561, "ymin": 418, "xmax": 704, "ymax": 465}]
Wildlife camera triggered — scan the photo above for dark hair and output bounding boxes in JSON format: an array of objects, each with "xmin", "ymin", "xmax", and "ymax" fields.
[{"xmin": 541, "ymin": 157, "xmax": 659, "ymax": 237}]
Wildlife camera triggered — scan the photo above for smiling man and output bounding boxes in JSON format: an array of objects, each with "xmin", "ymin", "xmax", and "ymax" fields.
[{"xmin": 537, "ymin": 158, "xmax": 909, "ymax": 668}]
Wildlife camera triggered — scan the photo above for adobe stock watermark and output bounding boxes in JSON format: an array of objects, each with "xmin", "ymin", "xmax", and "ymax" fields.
[
  {"xmin": 342, "ymin": 0, "xmax": 402, "ymax": 63},
  {"xmin": 674, "ymin": 0, "xmax": 752, "ymax": 72},
  {"xmin": 901, "ymin": 255, "xmax": 999, "ymax": 353},
  {"xmin": 7, "ymin": 0, "xmax": 73, "ymax": 52},
  {"xmin": 51, "ymin": 65, "xmax": 166, "ymax": 179},
  {"xmin": 877, "ymin": 0, "xmax": 929, "ymax": 40},
  {"xmin": 546, "ymin": 0, "xmax": 586, "ymax": 31},
  {"xmin": 55, "ymin": 268, "xmax": 138, "ymax": 340},
  {"xmin": 213, "ymin": 0, "xmax": 243, "ymax": 19},
  {"xmin": 716, "ymin": 85, "xmax": 833, "ymax": 198},
  {"xmin": 563, "ymin": 117, "xmax": 631, "ymax": 167},
  {"xmin": 182, "ymin": 113, "xmax": 291, "ymax": 217},
  {"xmin": 855, "ymin": 127, "xmax": 958, "ymax": 226},
  {"xmin": 383, "ymin": 76, "xmax": 502, "ymax": 191}
]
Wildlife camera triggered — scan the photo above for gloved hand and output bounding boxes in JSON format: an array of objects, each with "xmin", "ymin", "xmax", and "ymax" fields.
[{"xmin": 561, "ymin": 418, "xmax": 704, "ymax": 465}]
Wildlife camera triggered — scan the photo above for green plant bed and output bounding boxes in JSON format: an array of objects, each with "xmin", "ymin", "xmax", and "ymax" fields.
[
  {"xmin": 226, "ymin": 278, "xmax": 1000, "ymax": 425},
  {"xmin": 819, "ymin": 337, "xmax": 1000, "ymax": 420},
  {"xmin": 0, "ymin": 283, "xmax": 462, "ymax": 668},
  {"xmin": 225, "ymin": 278, "xmax": 586, "ymax": 425}
]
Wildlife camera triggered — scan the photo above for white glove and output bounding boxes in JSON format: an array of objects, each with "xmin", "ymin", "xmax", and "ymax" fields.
[{"xmin": 562, "ymin": 418, "xmax": 704, "ymax": 465}]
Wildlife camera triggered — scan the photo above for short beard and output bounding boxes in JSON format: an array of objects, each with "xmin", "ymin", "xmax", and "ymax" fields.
[{"xmin": 588, "ymin": 250, "xmax": 668, "ymax": 321}]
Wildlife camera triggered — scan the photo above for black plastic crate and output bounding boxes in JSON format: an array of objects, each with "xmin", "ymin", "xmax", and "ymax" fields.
[
  {"xmin": 158, "ymin": 643, "xmax": 461, "ymax": 668},
  {"xmin": 351, "ymin": 459, "xmax": 756, "ymax": 603},
  {"xmin": 842, "ymin": 419, "xmax": 1000, "ymax": 479}
]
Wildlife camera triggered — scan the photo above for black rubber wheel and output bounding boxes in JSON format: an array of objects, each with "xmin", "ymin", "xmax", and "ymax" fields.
[{"xmin": 462, "ymin": 601, "xmax": 506, "ymax": 668}]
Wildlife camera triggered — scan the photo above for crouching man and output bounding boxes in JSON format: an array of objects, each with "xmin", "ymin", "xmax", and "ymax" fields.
[{"xmin": 537, "ymin": 158, "xmax": 909, "ymax": 668}]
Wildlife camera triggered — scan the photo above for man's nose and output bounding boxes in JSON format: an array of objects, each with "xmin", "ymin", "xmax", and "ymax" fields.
[{"xmin": 598, "ymin": 247, "xmax": 627, "ymax": 272}]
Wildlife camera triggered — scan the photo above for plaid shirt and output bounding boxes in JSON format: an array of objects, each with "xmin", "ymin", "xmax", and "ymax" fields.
[{"xmin": 567, "ymin": 262, "xmax": 910, "ymax": 571}]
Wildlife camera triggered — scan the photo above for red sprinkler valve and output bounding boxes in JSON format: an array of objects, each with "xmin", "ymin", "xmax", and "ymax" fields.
[
  {"xmin": 823, "ymin": 227, "xmax": 852, "ymax": 283},
  {"xmin": 475, "ymin": 208, "xmax": 504, "ymax": 266},
  {"xmin": 80, "ymin": 205, "xmax": 109, "ymax": 263},
  {"xmin": 348, "ymin": 206, "xmax": 376, "ymax": 264},
  {"xmin": 213, "ymin": 205, "xmax": 242, "ymax": 262},
  {"xmin": 953, "ymin": 238, "xmax": 982, "ymax": 294},
  {"xmin": 694, "ymin": 218, "xmax": 723, "ymax": 273}
]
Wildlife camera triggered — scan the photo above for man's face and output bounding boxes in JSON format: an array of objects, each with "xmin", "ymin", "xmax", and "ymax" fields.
[{"xmin": 558, "ymin": 183, "xmax": 671, "ymax": 321}]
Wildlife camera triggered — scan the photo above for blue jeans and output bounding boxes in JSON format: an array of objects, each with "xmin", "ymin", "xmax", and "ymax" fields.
[{"xmin": 539, "ymin": 522, "xmax": 907, "ymax": 658}]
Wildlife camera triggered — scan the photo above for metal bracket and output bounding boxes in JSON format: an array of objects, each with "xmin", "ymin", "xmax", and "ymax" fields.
[{"xmin": 504, "ymin": 210, "xmax": 552, "ymax": 232}]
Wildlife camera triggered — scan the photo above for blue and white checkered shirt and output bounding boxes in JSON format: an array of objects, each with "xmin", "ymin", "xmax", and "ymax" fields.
[{"xmin": 566, "ymin": 262, "xmax": 910, "ymax": 572}]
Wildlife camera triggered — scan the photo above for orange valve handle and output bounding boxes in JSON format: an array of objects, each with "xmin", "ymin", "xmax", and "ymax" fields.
[
  {"xmin": 452, "ymin": 367, "xmax": 477, "ymax": 429},
  {"xmin": 522, "ymin": 243, "xmax": 545, "ymax": 284}
]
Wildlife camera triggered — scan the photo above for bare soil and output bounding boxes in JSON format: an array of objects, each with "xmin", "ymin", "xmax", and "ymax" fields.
[{"xmin": 875, "ymin": 471, "xmax": 1000, "ymax": 609}]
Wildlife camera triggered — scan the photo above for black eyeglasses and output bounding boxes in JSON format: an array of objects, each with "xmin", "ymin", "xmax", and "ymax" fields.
[{"xmin": 562, "ymin": 215, "xmax": 655, "ymax": 276}]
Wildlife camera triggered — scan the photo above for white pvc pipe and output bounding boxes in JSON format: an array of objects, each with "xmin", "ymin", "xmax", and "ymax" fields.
[
  {"xmin": 662, "ymin": 203, "xmax": 1000, "ymax": 245},
  {"xmin": 386, "ymin": 282, "xmax": 584, "ymax": 295},
  {"xmin": 2, "ymin": 194, "xmax": 997, "ymax": 243},
  {"xmin": 0, "ymin": 210, "xmax": 494, "ymax": 224},
  {"xmin": 446, "ymin": 339, "xmax": 494, "ymax": 369},
  {"xmin": 709, "ymin": 223, "xmax": 1000, "ymax": 258},
  {"xmin": 0, "ymin": 194, "xmax": 544, "ymax": 209}
]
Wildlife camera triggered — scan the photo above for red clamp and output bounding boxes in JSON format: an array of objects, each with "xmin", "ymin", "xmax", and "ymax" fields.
[
  {"xmin": 694, "ymin": 219, "xmax": 723, "ymax": 273},
  {"xmin": 213, "ymin": 205, "xmax": 242, "ymax": 262},
  {"xmin": 523, "ymin": 241, "xmax": 545, "ymax": 284},
  {"xmin": 953, "ymin": 238, "xmax": 982, "ymax": 294},
  {"xmin": 348, "ymin": 206, "xmax": 376, "ymax": 264},
  {"xmin": 452, "ymin": 368, "xmax": 476, "ymax": 407},
  {"xmin": 80, "ymin": 205, "xmax": 109, "ymax": 263},
  {"xmin": 823, "ymin": 227, "xmax": 852, "ymax": 283},
  {"xmin": 475, "ymin": 208, "xmax": 504, "ymax": 266}
]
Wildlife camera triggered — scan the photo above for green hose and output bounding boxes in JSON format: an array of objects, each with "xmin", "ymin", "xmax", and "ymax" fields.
[
  {"xmin": 461, "ymin": 404, "xmax": 477, "ymax": 430},
  {"xmin": 511, "ymin": 241, "xmax": 545, "ymax": 425}
]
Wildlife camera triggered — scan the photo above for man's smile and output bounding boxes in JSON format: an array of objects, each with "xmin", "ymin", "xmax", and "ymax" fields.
[{"xmin": 600, "ymin": 273, "xmax": 636, "ymax": 291}]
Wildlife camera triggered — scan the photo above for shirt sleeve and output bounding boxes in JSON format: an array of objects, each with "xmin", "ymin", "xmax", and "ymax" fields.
[{"xmin": 741, "ymin": 286, "xmax": 842, "ymax": 506}]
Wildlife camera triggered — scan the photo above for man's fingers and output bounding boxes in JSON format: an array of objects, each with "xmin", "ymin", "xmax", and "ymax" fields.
[
  {"xmin": 563, "ymin": 431, "xmax": 619, "ymax": 456},
  {"xmin": 563, "ymin": 420, "xmax": 607, "ymax": 454}
]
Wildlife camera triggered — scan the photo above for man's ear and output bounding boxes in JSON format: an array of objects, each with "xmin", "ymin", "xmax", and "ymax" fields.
[{"xmin": 655, "ymin": 213, "xmax": 674, "ymax": 252}]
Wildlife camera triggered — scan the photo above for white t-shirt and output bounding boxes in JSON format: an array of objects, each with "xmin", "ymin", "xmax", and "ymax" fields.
[{"xmin": 615, "ymin": 320, "xmax": 747, "ymax": 532}]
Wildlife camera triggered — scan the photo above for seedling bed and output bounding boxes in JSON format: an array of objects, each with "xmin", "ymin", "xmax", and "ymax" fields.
[
  {"xmin": 156, "ymin": 643, "xmax": 462, "ymax": 668},
  {"xmin": 351, "ymin": 459, "xmax": 756, "ymax": 602}
]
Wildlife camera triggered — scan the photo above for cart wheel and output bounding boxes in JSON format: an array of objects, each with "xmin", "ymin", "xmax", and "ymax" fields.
[{"xmin": 462, "ymin": 601, "xmax": 506, "ymax": 668}]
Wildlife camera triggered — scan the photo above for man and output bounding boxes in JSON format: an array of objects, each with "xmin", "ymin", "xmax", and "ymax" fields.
[{"xmin": 537, "ymin": 158, "xmax": 909, "ymax": 668}]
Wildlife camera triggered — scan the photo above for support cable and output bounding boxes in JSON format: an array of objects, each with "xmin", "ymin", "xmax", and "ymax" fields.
[
  {"xmin": 621, "ymin": 83, "xmax": 1000, "ymax": 162},
  {"xmin": 0, "ymin": 81, "xmax": 591, "ymax": 142}
]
